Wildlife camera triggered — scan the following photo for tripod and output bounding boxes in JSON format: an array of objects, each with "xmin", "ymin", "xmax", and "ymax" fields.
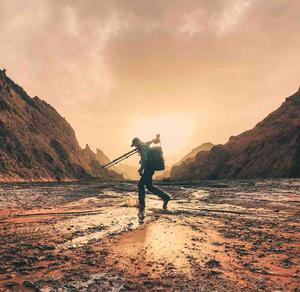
[{"xmin": 102, "ymin": 134, "xmax": 160, "ymax": 169}]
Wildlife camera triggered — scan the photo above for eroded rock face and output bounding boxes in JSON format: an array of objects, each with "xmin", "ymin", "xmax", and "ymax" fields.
[
  {"xmin": 155, "ymin": 142, "xmax": 214, "ymax": 180},
  {"xmin": 83, "ymin": 144, "xmax": 136, "ymax": 180},
  {"xmin": 82, "ymin": 145, "xmax": 123, "ymax": 180},
  {"xmin": 177, "ymin": 142, "xmax": 214, "ymax": 165},
  {"xmin": 0, "ymin": 69, "xmax": 120, "ymax": 181},
  {"xmin": 171, "ymin": 90, "xmax": 300, "ymax": 180}
]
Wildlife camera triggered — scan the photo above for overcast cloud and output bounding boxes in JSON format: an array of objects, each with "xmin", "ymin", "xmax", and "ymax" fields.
[{"xmin": 0, "ymin": 0, "xmax": 299, "ymax": 163}]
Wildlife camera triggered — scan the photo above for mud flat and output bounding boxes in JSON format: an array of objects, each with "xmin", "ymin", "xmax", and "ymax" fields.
[{"xmin": 0, "ymin": 179, "xmax": 299, "ymax": 291}]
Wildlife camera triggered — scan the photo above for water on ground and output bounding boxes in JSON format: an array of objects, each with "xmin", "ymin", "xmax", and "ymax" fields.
[{"xmin": 0, "ymin": 179, "xmax": 299, "ymax": 291}]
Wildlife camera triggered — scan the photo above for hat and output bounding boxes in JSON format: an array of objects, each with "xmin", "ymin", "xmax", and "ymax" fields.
[{"xmin": 131, "ymin": 137, "xmax": 141, "ymax": 147}]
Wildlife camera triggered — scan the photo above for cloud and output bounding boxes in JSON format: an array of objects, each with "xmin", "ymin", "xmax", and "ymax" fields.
[
  {"xmin": 217, "ymin": 0, "xmax": 252, "ymax": 36},
  {"xmin": 0, "ymin": 0, "xmax": 299, "ymax": 162}
]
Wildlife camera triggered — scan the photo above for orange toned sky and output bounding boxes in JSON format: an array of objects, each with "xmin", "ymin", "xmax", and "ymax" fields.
[{"xmin": 0, "ymin": 0, "xmax": 299, "ymax": 166}]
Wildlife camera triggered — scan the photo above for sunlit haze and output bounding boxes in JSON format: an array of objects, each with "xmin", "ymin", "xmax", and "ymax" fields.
[
  {"xmin": 0, "ymin": 0, "xmax": 299, "ymax": 166},
  {"xmin": 128, "ymin": 114, "xmax": 194, "ymax": 154}
]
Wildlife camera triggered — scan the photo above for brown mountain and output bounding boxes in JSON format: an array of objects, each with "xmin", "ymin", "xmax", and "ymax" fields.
[
  {"xmin": 177, "ymin": 142, "xmax": 214, "ymax": 165},
  {"xmin": 155, "ymin": 142, "xmax": 214, "ymax": 180},
  {"xmin": 95, "ymin": 148, "xmax": 110, "ymax": 165},
  {"xmin": 83, "ymin": 145, "xmax": 138, "ymax": 180},
  {"xmin": 171, "ymin": 89, "xmax": 300, "ymax": 180},
  {"xmin": 0, "ymin": 69, "xmax": 120, "ymax": 181},
  {"xmin": 82, "ymin": 145, "xmax": 122, "ymax": 180}
]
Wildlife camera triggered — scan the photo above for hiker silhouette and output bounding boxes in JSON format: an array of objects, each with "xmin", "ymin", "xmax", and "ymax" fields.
[{"xmin": 131, "ymin": 137, "xmax": 170, "ymax": 211}]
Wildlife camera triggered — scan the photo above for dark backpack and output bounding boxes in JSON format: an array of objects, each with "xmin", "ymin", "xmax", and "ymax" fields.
[{"xmin": 148, "ymin": 146, "xmax": 165, "ymax": 171}]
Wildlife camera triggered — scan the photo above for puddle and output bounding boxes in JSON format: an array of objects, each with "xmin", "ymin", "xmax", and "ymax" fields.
[
  {"xmin": 0, "ymin": 179, "xmax": 299, "ymax": 291},
  {"xmin": 59, "ymin": 208, "xmax": 141, "ymax": 248}
]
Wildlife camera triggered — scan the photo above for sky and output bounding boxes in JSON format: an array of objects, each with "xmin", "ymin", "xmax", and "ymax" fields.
[{"xmin": 0, "ymin": 0, "xmax": 300, "ymax": 166}]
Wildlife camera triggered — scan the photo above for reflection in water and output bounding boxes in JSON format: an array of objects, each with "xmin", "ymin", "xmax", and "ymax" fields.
[
  {"xmin": 0, "ymin": 180, "xmax": 299, "ymax": 291},
  {"xmin": 110, "ymin": 221, "xmax": 199, "ymax": 275}
]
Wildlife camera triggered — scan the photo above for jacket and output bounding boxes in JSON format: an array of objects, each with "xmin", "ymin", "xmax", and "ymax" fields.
[{"xmin": 138, "ymin": 143, "xmax": 150, "ymax": 170}]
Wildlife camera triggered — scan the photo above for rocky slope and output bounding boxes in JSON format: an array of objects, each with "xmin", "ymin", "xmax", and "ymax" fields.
[
  {"xmin": 82, "ymin": 145, "xmax": 122, "ymax": 180},
  {"xmin": 95, "ymin": 148, "xmax": 110, "ymax": 165},
  {"xmin": 0, "ymin": 69, "xmax": 120, "ymax": 181},
  {"xmin": 177, "ymin": 142, "xmax": 214, "ymax": 165},
  {"xmin": 171, "ymin": 89, "xmax": 300, "ymax": 180},
  {"xmin": 154, "ymin": 165, "xmax": 171, "ymax": 180},
  {"xmin": 155, "ymin": 142, "xmax": 214, "ymax": 180},
  {"xmin": 82, "ymin": 145, "xmax": 138, "ymax": 180}
]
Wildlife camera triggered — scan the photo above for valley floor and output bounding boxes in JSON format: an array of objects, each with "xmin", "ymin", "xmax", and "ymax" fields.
[{"xmin": 0, "ymin": 179, "xmax": 299, "ymax": 291}]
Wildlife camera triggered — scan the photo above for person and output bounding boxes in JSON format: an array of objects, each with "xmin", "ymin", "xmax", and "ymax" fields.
[{"xmin": 131, "ymin": 137, "xmax": 171, "ymax": 211}]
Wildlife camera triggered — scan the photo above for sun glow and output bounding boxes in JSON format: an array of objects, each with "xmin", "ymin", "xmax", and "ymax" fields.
[{"xmin": 128, "ymin": 114, "xmax": 194, "ymax": 156}]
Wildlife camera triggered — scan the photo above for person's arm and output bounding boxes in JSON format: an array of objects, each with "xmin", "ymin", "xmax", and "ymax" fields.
[{"xmin": 139, "ymin": 145, "xmax": 148, "ymax": 174}]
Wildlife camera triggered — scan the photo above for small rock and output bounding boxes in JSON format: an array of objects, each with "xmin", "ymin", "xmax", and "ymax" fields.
[
  {"xmin": 205, "ymin": 259, "xmax": 221, "ymax": 268},
  {"xmin": 208, "ymin": 270, "xmax": 222, "ymax": 276},
  {"xmin": 138, "ymin": 272, "xmax": 149, "ymax": 277},
  {"xmin": 124, "ymin": 280, "xmax": 136, "ymax": 290},
  {"xmin": 100, "ymin": 249, "xmax": 108, "ymax": 256},
  {"xmin": 23, "ymin": 280, "xmax": 35, "ymax": 288},
  {"xmin": 4, "ymin": 282, "xmax": 18, "ymax": 288},
  {"xmin": 12, "ymin": 260, "xmax": 28, "ymax": 267},
  {"xmin": 39, "ymin": 245, "xmax": 55, "ymax": 250}
]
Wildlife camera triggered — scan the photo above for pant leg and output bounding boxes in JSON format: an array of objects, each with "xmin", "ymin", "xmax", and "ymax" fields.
[
  {"xmin": 144, "ymin": 168, "xmax": 170, "ymax": 201},
  {"xmin": 138, "ymin": 168, "xmax": 154, "ymax": 208},
  {"xmin": 138, "ymin": 173, "xmax": 146, "ymax": 208}
]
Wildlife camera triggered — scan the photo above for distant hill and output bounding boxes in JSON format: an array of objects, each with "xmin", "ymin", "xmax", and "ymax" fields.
[
  {"xmin": 155, "ymin": 142, "xmax": 214, "ymax": 180},
  {"xmin": 177, "ymin": 142, "xmax": 214, "ymax": 165},
  {"xmin": 82, "ymin": 145, "xmax": 122, "ymax": 180},
  {"xmin": 95, "ymin": 148, "xmax": 111, "ymax": 165},
  {"xmin": 83, "ymin": 145, "xmax": 138, "ymax": 180},
  {"xmin": 0, "ymin": 69, "xmax": 121, "ymax": 181},
  {"xmin": 171, "ymin": 89, "xmax": 300, "ymax": 180},
  {"xmin": 154, "ymin": 165, "xmax": 171, "ymax": 180}
]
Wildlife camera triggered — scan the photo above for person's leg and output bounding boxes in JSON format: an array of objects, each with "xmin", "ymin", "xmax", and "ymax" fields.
[
  {"xmin": 138, "ymin": 174, "xmax": 146, "ymax": 209},
  {"xmin": 145, "ymin": 169, "xmax": 170, "ymax": 202}
]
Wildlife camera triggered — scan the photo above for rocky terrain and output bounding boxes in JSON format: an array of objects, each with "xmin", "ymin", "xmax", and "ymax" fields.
[
  {"xmin": 171, "ymin": 89, "xmax": 300, "ymax": 180},
  {"xmin": 0, "ymin": 69, "xmax": 120, "ymax": 182},
  {"xmin": 0, "ymin": 179, "xmax": 299, "ymax": 291}
]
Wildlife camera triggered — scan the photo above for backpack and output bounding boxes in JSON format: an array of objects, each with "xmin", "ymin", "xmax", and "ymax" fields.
[{"xmin": 148, "ymin": 146, "xmax": 165, "ymax": 171}]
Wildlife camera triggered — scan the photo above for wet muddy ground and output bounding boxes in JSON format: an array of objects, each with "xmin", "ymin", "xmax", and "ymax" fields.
[{"xmin": 0, "ymin": 179, "xmax": 299, "ymax": 291}]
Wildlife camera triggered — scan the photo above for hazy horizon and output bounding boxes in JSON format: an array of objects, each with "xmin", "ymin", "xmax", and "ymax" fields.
[{"xmin": 1, "ymin": 0, "xmax": 299, "ymax": 166}]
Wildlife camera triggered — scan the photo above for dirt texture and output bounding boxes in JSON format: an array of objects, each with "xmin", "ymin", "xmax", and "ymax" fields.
[{"xmin": 0, "ymin": 179, "xmax": 299, "ymax": 291}]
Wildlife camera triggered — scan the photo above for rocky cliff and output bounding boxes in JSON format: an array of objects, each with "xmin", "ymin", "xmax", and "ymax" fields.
[
  {"xmin": 82, "ymin": 145, "xmax": 122, "ymax": 180},
  {"xmin": 82, "ymin": 145, "xmax": 138, "ymax": 180},
  {"xmin": 95, "ymin": 148, "xmax": 111, "ymax": 165},
  {"xmin": 171, "ymin": 89, "xmax": 300, "ymax": 180},
  {"xmin": 155, "ymin": 142, "xmax": 214, "ymax": 180},
  {"xmin": 177, "ymin": 142, "xmax": 214, "ymax": 165},
  {"xmin": 0, "ymin": 69, "xmax": 120, "ymax": 181}
]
